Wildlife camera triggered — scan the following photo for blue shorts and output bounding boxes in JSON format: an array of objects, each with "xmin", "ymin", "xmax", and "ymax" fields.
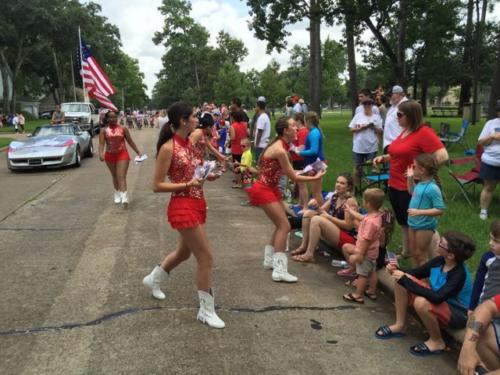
[{"xmin": 479, "ymin": 161, "xmax": 500, "ymax": 181}]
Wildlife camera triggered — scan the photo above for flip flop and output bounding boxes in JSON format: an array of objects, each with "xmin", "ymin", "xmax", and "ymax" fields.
[
  {"xmin": 343, "ymin": 293, "xmax": 364, "ymax": 304},
  {"xmin": 409, "ymin": 343, "xmax": 444, "ymax": 357},
  {"xmin": 291, "ymin": 254, "xmax": 314, "ymax": 263},
  {"xmin": 374, "ymin": 325, "xmax": 405, "ymax": 340},
  {"xmin": 364, "ymin": 291, "xmax": 377, "ymax": 301},
  {"xmin": 337, "ymin": 268, "xmax": 357, "ymax": 277}
]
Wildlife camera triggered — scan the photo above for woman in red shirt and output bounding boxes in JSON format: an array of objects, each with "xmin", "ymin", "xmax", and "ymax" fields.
[
  {"xmin": 229, "ymin": 108, "xmax": 249, "ymax": 188},
  {"xmin": 373, "ymin": 100, "xmax": 447, "ymax": 264},
  {"xmin": 99, "ymin": 111, "xmax": 143, "ymax": 207}
]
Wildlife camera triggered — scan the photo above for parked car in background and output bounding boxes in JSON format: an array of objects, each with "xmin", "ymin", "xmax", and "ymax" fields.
[
  {"xmin": 61, "ymin": 102, "xmax": 100, "ymax": 136},
  {"xmin": 39, "ymin": 111, "xmax": 53, "ymax": 119},
  {"xmin": 6, "ymin": 124, "xmax": 93, "ymax": 170}
]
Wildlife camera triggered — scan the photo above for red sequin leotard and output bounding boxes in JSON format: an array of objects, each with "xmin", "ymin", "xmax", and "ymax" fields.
[
  {"xmin": 246, "ymin": 139, "xmax": 289, "ymax": 206},
  {"xmin": 166, "ymin": 134, "xmax": 206, "ymax": 229},
  {"xmin": 104, "ymin": 124, "xmax": 130, "ymax": 162}
]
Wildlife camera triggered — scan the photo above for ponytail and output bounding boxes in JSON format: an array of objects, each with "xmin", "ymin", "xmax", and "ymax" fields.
[
  {"xmin": 257, "ymin": 116, "xmax": 291, "ymax": 165},
  {"xmin": 156, "ymin": 101, "xmax": 193, "ymax": 156}
]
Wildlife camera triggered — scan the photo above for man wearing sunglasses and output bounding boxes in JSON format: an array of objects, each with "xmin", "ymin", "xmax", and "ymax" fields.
[{"xmin": 382, "ymin": 85, "xmax": 408, "ymax": 153}]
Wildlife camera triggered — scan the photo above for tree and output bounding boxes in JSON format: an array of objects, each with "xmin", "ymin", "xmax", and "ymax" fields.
[
  {"xmin": 213, "ymin": 60, "xmax": 245, "ymax": 104},
  {"xmin": 246, "ymin": 0, "xmax": 337, "ymax": 114},
  {"xmin": 259, "ymin": 60, "xmax": 288, "ymax": 110},
  {"xmin": 215, "ymin": 31, "xmax": 248, "ymax": 66},
  {"xmin": 487, "ymin": 29, "xmax": 500, "ymax": 119}
]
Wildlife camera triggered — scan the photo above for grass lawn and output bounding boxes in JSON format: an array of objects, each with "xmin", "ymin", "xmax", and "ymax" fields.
[
  {"xmin": 0, "ymin": 119, "xmax": 48, "ymax": 134},
  {"xmin": 318, "ymin": 111, "xmax": 494, "ymax": 273},
  {"xmin": 0, "ymin": 138, "xmax": 13, "ymax": 148}
]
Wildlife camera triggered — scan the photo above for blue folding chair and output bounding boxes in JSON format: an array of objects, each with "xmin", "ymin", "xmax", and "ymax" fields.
[{"xmin": 439, "ymin": 119, "xmax": 470, "ymax": 150}]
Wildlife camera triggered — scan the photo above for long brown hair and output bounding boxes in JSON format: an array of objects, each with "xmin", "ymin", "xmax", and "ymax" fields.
[
  {"xmin": 398, "ymin": 100, "xmax": 423, "ymax": 132},
  {"xmin": 156, "ymin": 101, "xmax": 193, "ymax": 156},
  {"xmin": 415, "ymin": 153, "xmax": 442, "ymax": 189}
]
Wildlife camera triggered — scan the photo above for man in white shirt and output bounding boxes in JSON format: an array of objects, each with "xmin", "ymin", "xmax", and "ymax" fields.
[
  {"xmin": 292, "ymin": 97, "xmax": 302, "ymax": 114},
  {"xmin": 254, "ymin": 96, "xmax": 271, "ymax": 160},
  {"xmin": 382, "ymin": 85, "xmax": 408, "ymax": 152},
  {"xmin": 355, "ymin": 89, "xmax": 380, "ymax": 116}
]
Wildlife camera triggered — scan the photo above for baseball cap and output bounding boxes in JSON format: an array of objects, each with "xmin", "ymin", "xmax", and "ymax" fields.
[
  {"xmin": 212, "ymin": 109, "xmax": 221, "ymax": 116},
  {"xmin": 299, "ymin": 98, "xmax": 304, "ymax": 104},
  {"xmin": 257, "ymin": 96, "xmax": 266, "ymax": 103},
  {"xmin": 391, "ymin": 85, "xmax": 404, "ymax": 94}
]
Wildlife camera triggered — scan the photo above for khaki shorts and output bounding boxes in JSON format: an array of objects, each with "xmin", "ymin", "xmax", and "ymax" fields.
[{"xmin": 356, "ymin": 257, "xmax": 376, "ymax": 277}]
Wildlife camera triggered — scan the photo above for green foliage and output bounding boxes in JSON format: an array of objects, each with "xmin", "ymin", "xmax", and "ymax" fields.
[{"xmin": 259, "ymin": 60, "xmax": 288, "ymax": 109}]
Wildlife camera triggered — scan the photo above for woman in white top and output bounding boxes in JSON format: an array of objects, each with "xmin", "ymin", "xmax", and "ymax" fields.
[
  {"xmin": 478, "ymin": 104, "xmax": 500, "ymax": 220},
  {"xmin": 348, "ymin": 98, "xmax": 383, "ymax": 187}
]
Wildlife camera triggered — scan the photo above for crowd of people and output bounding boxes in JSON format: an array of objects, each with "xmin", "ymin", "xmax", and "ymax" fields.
[{"xmin": 65, "ymin": 87, "xmax": 500, "ymax": 372}]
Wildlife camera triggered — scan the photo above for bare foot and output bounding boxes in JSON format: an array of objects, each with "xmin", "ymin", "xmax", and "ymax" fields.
[{"xmin": 290, "ymin": 246, "xmax": 306, "ymax": 256}]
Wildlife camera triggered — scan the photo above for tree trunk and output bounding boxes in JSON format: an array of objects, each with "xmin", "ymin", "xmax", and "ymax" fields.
[
  {"xmin": 421, "ymin": 80, "xmax": 428, "ymax": 117},
  {"xmin": 0, "ymin": 62, "xmax": 10, "ymax": 113},
  {"xmin": 345, "ymin": 5, "xmax": 357, "ymax": 116},
  {"xmin": 487, "ymin": 34, "xmax": 500, "ymax": 119},
  {"xmin": 458, "ymin": 0, "xmax": 474, "ymax": 116},
  {"xmin": 309, "ymin": 0, "xmax": 322, "ymax": 116},
  {"xmin": 471, "ymin": 0, "xmax": 488, "ymax": 124},
  {"xmin": 397, "ymin": 0, "xmax": 408, "ymax": 86},
  {"xmin": 413, "ymin": 56, "xmax": 419, "ymax": 100}
]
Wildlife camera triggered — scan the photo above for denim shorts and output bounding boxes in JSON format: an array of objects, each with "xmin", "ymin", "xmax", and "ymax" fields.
[{"xmin": 352, "ymin": 151, "xmax": 377, "ymax": 166}]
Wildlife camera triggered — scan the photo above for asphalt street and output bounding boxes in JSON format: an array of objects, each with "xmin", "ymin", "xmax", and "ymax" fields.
[{"xmin": 0, "ymin": 128, "xmax": 459, "ymax": 374}]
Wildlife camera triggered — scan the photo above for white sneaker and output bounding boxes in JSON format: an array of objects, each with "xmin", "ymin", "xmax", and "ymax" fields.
[
  {"xmin": 197, "ymin": 289, "xmax": 225, "ymax": 329},
  {"xmin": 271, "ymin": 252, "xmax": 298, "ymax": 283},
  {"xmin": 114, "ymin": 190, "xmax": 121, "ymax": 204},
  {"xmin": 263, "ymin": 245, "xmax": 274, "ymax": 269},
  {"xmin": 479, "ymin": 210, "xmax": 488, "ymax": 220}
]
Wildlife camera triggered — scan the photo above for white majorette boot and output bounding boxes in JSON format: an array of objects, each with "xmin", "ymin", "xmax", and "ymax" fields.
[
  {"xmin": 114, "ymin": 190, "xmax": 121, "ymax": 204},
  {"xmin": 197, "ymin": 289, "xmax": 225, "ymax": 329},
  {"xmin": 263, "ymin": 245, "xmax": 274, "ymax": 269},
  {"xmin": 121, "ymin": 191, "xmax": 129, "ymax": 207},
  {"xmin": 272, "ymin": 252, "xmax": 298, "ymax": 283},
  {"xmin": 142, "ymin": 265, "xmax": 168, "ymax": 300}
]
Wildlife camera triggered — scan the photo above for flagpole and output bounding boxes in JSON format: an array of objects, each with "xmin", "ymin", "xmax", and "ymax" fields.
[
  {"xmin": 78, "ymin": 26, "xmax": 89, "ymax": 103},
  {"xmin": 70, "ymin": 53, "xmax": 77, "ymax": 101}
]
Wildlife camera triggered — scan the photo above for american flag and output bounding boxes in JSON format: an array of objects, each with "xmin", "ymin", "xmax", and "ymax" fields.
[{"xmin": 77, "ymin": 39, "xmax": 118, "ymax": 111}]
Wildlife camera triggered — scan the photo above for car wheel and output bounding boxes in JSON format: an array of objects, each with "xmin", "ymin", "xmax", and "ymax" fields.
[
  {"xmin": 74, "ymin": 146, "xmax": 81, "ymax": 167},
  {"xmin": 85, "ymin": 140, "xmax": 94, "ymax": 158}
]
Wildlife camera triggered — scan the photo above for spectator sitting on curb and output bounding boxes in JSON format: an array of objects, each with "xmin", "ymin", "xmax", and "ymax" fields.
[
  {"xmin": 458, "ymin": 295, "xmax": 500, "ymax": 374},
  {"xmin": 375, "ymin": 231, "xmax": 475, "ymax": 357}
]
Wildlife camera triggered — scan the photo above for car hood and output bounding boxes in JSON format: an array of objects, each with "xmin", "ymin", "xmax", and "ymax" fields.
[{"xmin": 9, "ymin": 135, "xmax": 77, "ymax": 153}]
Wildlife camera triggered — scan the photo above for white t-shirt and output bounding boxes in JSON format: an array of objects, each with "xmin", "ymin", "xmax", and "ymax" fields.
[
  {"xmin": 383, "ymin": 97, "xmax": 408, "ymax": 149},
  {"xmin": 255, "ymin": 112, "xmax": 271, "ymax": 148},
  {"xmin": 349, "ymin": 112, "xmax": 383, "ymax": 153},
  {"xmin": 479, "ymin": 117, "xmax": 500, "ymax": 167},
  {"xmin": 355, "ymin": 104, "xmax": 380, "ymax": 116},
  {"xmin": 293, "ymin": 103, "xmax": 302, "ymax": 113}
]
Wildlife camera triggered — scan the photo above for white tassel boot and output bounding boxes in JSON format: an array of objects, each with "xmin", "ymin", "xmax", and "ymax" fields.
[
  {"xmin": 272, "ymin": 252, "xmax": 298, "ymax": 283},
  {"xmin": 142, "ymin": 265, "xmax": 168, "ymax": 300},
  {"xmin": 121, "ymin": 191, "xmax": 129, "ymax": 207},
  {"xmin": 197, "ymin": 289, "xmax": 225, "ymax": 329},
  {"xmin": 114, "ymin": 190, "xmax": 121, "ymax": 204},
  {"xmin": 263, "ymin": 245, "xmax": 274, "ymax": 269}
]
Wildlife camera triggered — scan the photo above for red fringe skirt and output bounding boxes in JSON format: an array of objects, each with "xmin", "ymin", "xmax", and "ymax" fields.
[
  {"xmin": 167, "ymin": 197, "xmax": 206, "ymax": 229},
  {"xmin": 245, "ymin": 181, "xmax": 281, "ymax": 206}
]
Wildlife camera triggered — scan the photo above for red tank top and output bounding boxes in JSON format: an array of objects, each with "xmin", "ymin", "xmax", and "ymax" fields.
[
  {"xmin": 168, "ymin": 134, "xmax": 203, "ymax": 199},
  {"xmin": 257, "ymin": 139, "xmax": 289, "ymax": 188},
  {"xmin": 104, "ymin": 125, "xmax": 126, "ymax": 153}
]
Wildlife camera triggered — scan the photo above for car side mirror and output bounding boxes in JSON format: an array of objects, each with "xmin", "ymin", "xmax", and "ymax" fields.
[
  {"xmin": 27, "ymin": 133, "xmax": 32, "ymax": 137},
  {"xmin": 75, "ymin": 131, "xmax": 82, "ymax": 136}
]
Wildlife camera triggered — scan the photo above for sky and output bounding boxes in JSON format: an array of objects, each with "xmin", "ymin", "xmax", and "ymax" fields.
[{"xmin": 93, "ymin": 0, "xmax": 500, "ymax": 97}]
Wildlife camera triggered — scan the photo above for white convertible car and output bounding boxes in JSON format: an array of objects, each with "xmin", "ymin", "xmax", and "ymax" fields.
[{"xmin": 7, "ymin": 124, "xmax": 94, "ymax": 170}]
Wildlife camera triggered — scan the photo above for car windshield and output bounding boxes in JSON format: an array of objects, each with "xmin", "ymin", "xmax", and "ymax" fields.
[
  {"xmin": 61, "ymin": 104, "xmax": 88, "ymax": 113},
  {"xmin": 33, "ymin": 126, "xmax": 74, "ymax": 136}
]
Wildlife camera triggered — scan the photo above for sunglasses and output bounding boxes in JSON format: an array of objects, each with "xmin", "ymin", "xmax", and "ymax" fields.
[
  {"xmin": 438, "ymin": 241, "xmax": 449, "ymax": 252},
  {"xmin": 396, "ymin": 112, "xmax": 405, "ymax": 118}
]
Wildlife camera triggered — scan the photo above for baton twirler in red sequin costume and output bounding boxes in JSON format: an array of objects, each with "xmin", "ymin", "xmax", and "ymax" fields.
[{"xmin": 142, "ymin": 102, "xmax": 225, "ymax": 329}]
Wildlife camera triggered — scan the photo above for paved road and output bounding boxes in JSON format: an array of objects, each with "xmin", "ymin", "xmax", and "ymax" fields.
[{"xmin": 0, "ymin": 129, "xmax": 459, "ymax": 374}]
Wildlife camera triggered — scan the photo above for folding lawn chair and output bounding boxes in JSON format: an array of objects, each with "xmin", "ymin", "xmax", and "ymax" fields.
[
  {"xmin": 356, "ymin": 161, "xmax": 389, "ymax": 194},
  {"xmin": 439, "ymin": 119, "xmax": 470, "ymax": 151},
  {"xmin": 448, "ymin": 144, "xmax": 484, "ymax": 207}
]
